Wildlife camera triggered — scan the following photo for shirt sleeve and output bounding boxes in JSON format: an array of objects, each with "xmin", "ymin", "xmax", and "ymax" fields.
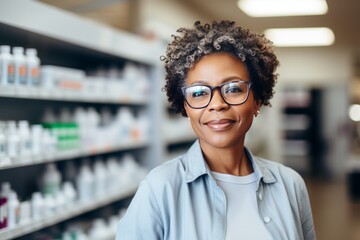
[
  {"xmin": 115, "ymin": 179, "xmax": 163, "ymax": 240},
  {"xmin": 299, "ymin": 179, "xmax": 317, "ymax": 240}
]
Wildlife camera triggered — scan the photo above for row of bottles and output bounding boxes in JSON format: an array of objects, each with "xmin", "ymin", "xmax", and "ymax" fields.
[
  {"xmin": 0, "ymin": 107, "xmax": 150, "ymax": 166},
  {"xmin": 0, "ymin": 45, "xmax": 40, "ymax": 86},
  {"xmin": 21, "ymin": 209, "xmax": 127, "ymax": 240},
  {"xmin": 0, "ymin": 45, "xmax": 150, "ymax": 102},
  {"xmin": 0, "ymin": 120, "xmax": 57, "ymax": 165},
  {"xmin": 0, "ymin": 154, "xmax": 146, "ymax": 231}
]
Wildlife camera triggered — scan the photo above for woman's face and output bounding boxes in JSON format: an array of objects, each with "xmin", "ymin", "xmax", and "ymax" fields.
[{"xmin": 184, "ymin": 52, "xmax": 260, "ymax": 149}]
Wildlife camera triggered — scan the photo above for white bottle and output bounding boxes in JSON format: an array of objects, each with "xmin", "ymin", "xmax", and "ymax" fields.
[
  {"xmin": 0, "ymin": 122, "xmax": 7, "ymax": 159},
  {"xmin": 76, "ymin": 162, "xmax": 94, "ymax": 203},
  {"xmin": 42, "ymin": 163, "xmax": 61, "ymax": 197},
  {"xmin": 18, "ymin": 200, "xmax": 31, "ymax": 224},
  {"xmin": 115, "ymin": 107, "xmax": 134, "ymax": 143},
  {"xmin": 137, "ymin": 112, "xmax": 150, "ymax": 141},
  {"xmin": 62, "ymin": 181, "xmax": 77, "ymax": 209},
  {"xmin": 41, "ymin": 129, "xmax": 57, "ymax": 154},
  {"xmin": 7, "ymin": 191, "xmax": 19, "ymax": 228},
  {"xmin": 30, "ymin": 124, "xmax": 42, "ymax": 156},
  {"xmin": 25, "ymin": 48, "xmax": 40, "ymax": 87},
  {"xmin": 93, "ymin": 159, "xmax": 107, "ymax": 198},
  {"xmin": 12, "ymin": 47, "xmax": 27, "ymax": 86},
  {"xmin": 88, "ymin": 218, "xmax": 108, "ymax": 240},
  {"xmin": 0, "ymin": 45, "xmax": 14, "ymax": 85},
  {"xmin": 43, "ymin": 194, "xmax": 56, "ymax": 216},
  {"xmin": 6, "ymin": 121, "xmax": 20, "ymax": 159},
  {"xmin": 0, "ymin": 182, "xmax": 12, "ymax": 229},
  {"xmin": 18, "ymin": 120, "xmax": 32, "ymax": 159},
  {"xmin": 31, "ymin": 192, "xmax": 44, "ymax": 220},
  {"xmin": 106, "ymin": 157, "xmax": 120, "ymax": 192}
]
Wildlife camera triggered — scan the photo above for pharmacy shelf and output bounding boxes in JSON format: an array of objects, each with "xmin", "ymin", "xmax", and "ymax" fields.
[
  {"xmin": 0, "ymin": 139, "xmax": 149, "ymax": 170},
  {"xmin": 0, "ymin": 183, "xmax": 139, "ymax": 240},
  {"xmin": 0, "ymin": 1, "xmax": 162, "ymax": 66},
  {"xmin": 0, "ymin": 86, "xmax": 148, "ymax": 105}
]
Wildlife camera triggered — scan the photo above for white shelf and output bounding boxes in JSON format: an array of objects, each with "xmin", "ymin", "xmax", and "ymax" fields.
[
  {"xmin": 0, "ymin": 183, "xmax": 139, "ymax": 240},
  {"xmin": 0, "ymin": 0, "xmax": 162, "ymax": 66},
  {"xmin": 0, "ymin": 139, "xmax": 149, "ymax": 170},
  {"xmin": 0, "ymin": 86, "xmax": 148, "ymax": 105}
]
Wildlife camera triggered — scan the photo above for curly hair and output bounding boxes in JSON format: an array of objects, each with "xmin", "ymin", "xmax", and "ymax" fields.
[{"xmin": 161, "ymin": 20, "xmax": 279, "ymax": 117}]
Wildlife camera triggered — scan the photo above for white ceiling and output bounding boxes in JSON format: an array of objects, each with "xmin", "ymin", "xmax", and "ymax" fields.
[
  {"xmin": 40, "ymin": 0, "xmax": 359, "ymax": 48},
  {"xmin": 183, "ymin": 0, "xmax": 360, "ymax": 48}
]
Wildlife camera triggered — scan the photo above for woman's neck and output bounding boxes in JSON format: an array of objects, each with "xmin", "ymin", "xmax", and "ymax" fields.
[{"xmin": 199, "ymin": 141, "xmax": 253, "ymax": 176}]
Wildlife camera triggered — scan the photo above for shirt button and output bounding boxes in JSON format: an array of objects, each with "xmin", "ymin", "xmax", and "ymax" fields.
[
  {"xmin": 263, "ymin": 216, "xmax": 271, "ymax": 223},
  {"xmin": 258, "ymin": 193, "xmax": 263, "ymax": 200}
]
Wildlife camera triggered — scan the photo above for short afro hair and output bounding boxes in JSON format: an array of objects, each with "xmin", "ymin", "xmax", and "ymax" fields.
[{"xmin": 161, "ymin": 20, "xmax": 279, "ymax": 117}]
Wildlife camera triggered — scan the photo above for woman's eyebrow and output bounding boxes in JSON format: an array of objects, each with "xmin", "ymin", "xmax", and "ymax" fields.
[{"xmin": 188, "ymin": 76, "xmax": 245, "ymax": 86}]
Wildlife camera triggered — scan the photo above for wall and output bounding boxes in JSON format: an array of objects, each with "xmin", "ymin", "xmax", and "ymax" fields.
[{"xmin": 137, "ymin": 0, "xmax": 211, "ymax": 40}]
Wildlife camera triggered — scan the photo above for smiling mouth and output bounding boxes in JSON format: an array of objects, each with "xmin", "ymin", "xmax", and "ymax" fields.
[{"xmin": 205, "ymin": 119, "xmax": 235, "ymax": 130}]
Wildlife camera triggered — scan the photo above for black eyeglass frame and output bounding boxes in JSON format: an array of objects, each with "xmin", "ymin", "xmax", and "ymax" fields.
[{"xmin": 181, "ymin": 80, "xmax": 253, "ymax": 109}]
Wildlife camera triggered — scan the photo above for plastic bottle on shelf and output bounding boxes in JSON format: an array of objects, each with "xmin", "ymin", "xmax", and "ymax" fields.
[
  {"xmin": 6, "ymin": 121, "xmax": 20, "ymax": 159},
  {"xmin": 93, "ymin": 159, "xmax": 107, "ymax": 197},
  {"xmin": 25, "ymin": 48, "xmax": 40, "ymax": 87},
  {"xmin": 87, "ymin": 108, "xmax": 100, "ymax": 147},
  {"xmin": 41, "ymin": 128, "xmax": 57, "ymax": 154},
  {"xmin": 62, "ymin": 181, "xmax": 77, "ymax": 209},
  {"xmin": 7, "ymin": 191, "xmax": 19, "ymax": 228},
  {"xmin": 31, "ymin": 192, "xmax": 44, "ymax": 220},
  {"xmin": 0, "ymin": 122, "xmax": 7, "ymax": 160},
  {"xmin": 30, "ymin": 124, "xmax": 42, "ymax": 156},
  {"xmin": 115, "ymin": 107, "xmax": 134, "ymax": 143},
  {"xmin": 137, "ymin": 112, "xmax": 150, "ymax": 141},
  {"xmin": 18, "ymin": 120, "xmax": 32, "ymax": 159},
  {"xmin": 43, "ymin": 194, "xmax": 56, "ymax": 216},
  {"xmin": 18, "ymin": 200, "xmax": 31, "ymax": 225},
  {"xmin": 0, "ymin": 45, "xmax": 14, "ymax": 85},
  {"xmin": 42, "ymin": 163, "xmax": 61, "ymax": 197},
  {"xmin": 88, "ymin": 218, "xmax": 108, "ymax": 240},
  {"xmin": 0, "ymin": 182, "xmax": 12, "ymax": 229},
  {"xmin": 12, "ymin": 46, "xmax": 27, "ymax": 86},
  {"xmin": 77, "ymin": 161, "xmax": 94, "ymax": 203},
  {"xmin": 108, "ymin": 215, "xmax": 119, "ymax": 235},
  {"xmin": 106, "ymin": 157, "xmax": 120, "ymax": 192}
]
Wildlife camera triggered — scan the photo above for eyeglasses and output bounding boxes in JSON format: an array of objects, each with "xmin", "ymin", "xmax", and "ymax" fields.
[{"xmin": 182, "ymin": 80, "xmax": 253, "ymax": 109}]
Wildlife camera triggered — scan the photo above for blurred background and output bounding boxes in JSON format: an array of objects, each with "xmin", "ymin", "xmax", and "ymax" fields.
[{"xmin": 0, "ymin": 0, "xmax": 359, "ymax": 239}]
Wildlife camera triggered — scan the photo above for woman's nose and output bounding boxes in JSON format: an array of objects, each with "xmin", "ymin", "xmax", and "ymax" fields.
[{"xmin": 207, "ymin": 89, "xmax": 229, "ymax": 111}]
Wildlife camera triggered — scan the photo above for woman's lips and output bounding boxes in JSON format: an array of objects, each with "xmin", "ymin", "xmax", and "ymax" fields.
[{"xmin": 204, "ymin": 119, "xmax": 235, "ymax": 130}]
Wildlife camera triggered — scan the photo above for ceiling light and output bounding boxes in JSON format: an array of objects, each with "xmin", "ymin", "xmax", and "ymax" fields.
[
  {"xmin": 264, "ymin": 27, "xmax": 335, "ymax": 47},
  {"xmin": 349, "ymin": 104, "xmax": 360, "ymax": 122},
  {"xmin": 238, "ymin": 0, "xmax": 328, "ymax": 17}
]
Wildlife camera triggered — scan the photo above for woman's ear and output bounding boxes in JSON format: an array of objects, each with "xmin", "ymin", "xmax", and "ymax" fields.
[{"xmin": 254, "ymin": 101, "xmax": 261, "ymax": 117}]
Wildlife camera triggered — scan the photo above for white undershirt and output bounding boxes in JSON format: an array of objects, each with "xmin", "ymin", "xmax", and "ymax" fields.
[{"xmin": 211, "ymin": 171, "xmax": 273, "ymax": 240}]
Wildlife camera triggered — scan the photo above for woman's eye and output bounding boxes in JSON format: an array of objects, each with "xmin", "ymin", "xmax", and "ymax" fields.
[
  {"xmin": 226, "ymin": 86, "xmax": 242, "ymax": 93},
  {"xmin": 192, "ymin": 90, "xmax": 208, "ymax": 97}
]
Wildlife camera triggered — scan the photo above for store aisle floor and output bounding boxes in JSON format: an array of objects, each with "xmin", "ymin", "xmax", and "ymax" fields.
[{"xmin": 305, "ymin": 178, "xmax": 360, "ymax": 240}]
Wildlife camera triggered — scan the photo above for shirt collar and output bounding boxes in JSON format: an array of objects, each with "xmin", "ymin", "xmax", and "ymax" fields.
[
  {"xmin": 184, "ymin": 140, "xmax": 210, "ymax": 183},
  {"xmin": 244, "ymin": 147, "xmax": 277, "ymax": 186},
  {"xmin": 183, "ymin": 140, "xmax": 277, "ymax": 185}
]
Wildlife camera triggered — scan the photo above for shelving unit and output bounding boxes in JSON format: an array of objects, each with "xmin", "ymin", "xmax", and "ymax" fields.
[
  {"xmin": 0, "ymin": 139, "xmax": 148, "ymax": 170},
  {"xmin": 0, "ymin": 86, "xmax": 148, "ymax": 105},
  {"xmin": 0, "ymin": 183, "xmax": 137, "ymax": 240},
  {"xmin": 279, "ymin": 86, "xmax": 324, "ymax": 175},
  {"xmin": 160, "ymin": 101, "xmax": 197, "ymax": 161},
  {"xmin": 0, "ymin": 1, "xmax": 163, "ymax": 238}
]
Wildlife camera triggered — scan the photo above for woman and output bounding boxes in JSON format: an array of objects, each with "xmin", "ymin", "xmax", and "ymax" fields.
[{"xmin": 116, "ymin": 20, "xmax": 316, "ymax": 240}]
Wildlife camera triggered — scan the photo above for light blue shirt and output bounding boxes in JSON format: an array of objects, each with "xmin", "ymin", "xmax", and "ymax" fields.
[{"xmin": 116, "ymin": 140, "xmax": 316, "ymax": 240}]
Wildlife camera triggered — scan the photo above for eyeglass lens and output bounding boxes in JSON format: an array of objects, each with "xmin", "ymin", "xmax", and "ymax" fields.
[{"xmin": 184, "ymin": 81, "xmax": 251, "ymax": 108}]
